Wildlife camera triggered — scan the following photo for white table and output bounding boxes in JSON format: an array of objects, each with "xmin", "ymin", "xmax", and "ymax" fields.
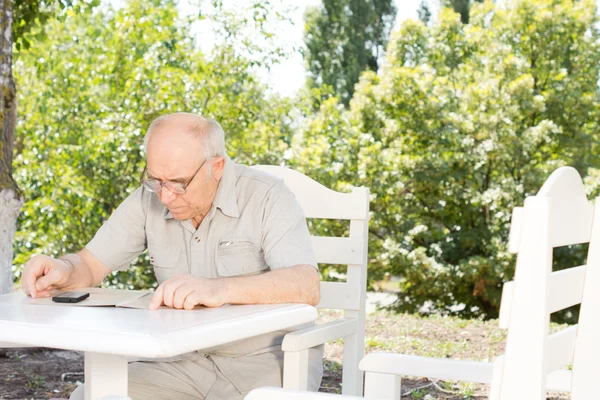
[{"xmin": 0, "ymin": 292, "xmax": 318, "ymax": 399}]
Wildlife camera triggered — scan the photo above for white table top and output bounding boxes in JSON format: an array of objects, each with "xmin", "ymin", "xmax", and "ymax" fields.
[{"xmin": 0, "ymin": 292, "xmax": 317, "ymax": 358}]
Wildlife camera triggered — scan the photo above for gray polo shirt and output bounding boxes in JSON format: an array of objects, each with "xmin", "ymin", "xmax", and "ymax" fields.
[{"xmin": 86, "ymin": 156, "xmax": 322, "ymax": 393}]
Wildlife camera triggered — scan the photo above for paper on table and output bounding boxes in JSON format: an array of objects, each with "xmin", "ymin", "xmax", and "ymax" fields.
[{"xmin": 26, "ymin": 287, "xmax": 154, "ymax": 309}]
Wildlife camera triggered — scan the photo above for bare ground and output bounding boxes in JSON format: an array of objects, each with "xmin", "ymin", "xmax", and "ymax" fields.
[
  {"xmin": 0, "ymin": 310, "xmax": 570, "ymax": 399},
  {"xmin": 0, "ymin": 347, "xmax": 80, "ymax": 399}
]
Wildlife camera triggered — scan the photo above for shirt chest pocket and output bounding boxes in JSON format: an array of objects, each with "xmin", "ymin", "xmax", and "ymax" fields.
[
  {"xmin": 216, "ymin": 239, "xmax": 268, "ymax": 277},
  {"xmin": 149, "ymin": 244, "xmax": 186, "ymax": 284}
]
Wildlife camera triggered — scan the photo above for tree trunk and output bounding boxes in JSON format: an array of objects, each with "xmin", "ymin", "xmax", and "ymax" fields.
[
  {"xmin": 0, "ymin": 190, "xmax": 21, "ymax": 294},
  {"xmin": 0, "ymin": 0, "xmax": 21, "ymax": 295}
]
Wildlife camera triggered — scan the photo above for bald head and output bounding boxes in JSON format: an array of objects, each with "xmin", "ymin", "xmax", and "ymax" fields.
[
  {"xmin": 144, "ymin": 113, "xmax": 226, "ymax": 161},
  {"xmin": 142, "ymin": 113, "xmax": 228, "ymax": 224}
]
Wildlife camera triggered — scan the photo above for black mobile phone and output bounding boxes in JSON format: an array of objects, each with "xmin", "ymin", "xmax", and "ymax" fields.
[{"xmin": 52, "ymin": 291, "xmax": 90, "ymax": 303}]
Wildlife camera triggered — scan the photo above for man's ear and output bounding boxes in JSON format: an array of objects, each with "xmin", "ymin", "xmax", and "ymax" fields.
[{"xmin": 212, "ymin": 157, "xmax": 226, "ymax": 180}]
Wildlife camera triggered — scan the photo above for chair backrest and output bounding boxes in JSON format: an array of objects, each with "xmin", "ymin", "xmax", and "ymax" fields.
[
  {"xmin": 252, "ymin": 166, "xmax": 370, "ymax": 314},
  {"xmin": 253, "ymin": 166, "xmax": 370, "ymax": 395},
  {"xmin": 491, "ymin": 166, "xmax": 600, "ymax": 399}
]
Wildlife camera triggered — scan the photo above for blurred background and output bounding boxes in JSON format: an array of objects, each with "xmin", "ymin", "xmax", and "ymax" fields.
[{"xmin": 9, "ymin": 0, "xmax": 600, "ymax": 323}]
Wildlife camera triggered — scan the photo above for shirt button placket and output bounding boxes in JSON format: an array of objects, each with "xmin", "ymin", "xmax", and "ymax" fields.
[{"xmin": 189, "ymin": 233, "xmax": 204, "ymax": 277}]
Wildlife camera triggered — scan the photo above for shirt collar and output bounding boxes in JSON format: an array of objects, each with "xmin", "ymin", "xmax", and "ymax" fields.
[
  {"xmin": 211, "ymin": 155, "xmax": 240, "ymax": 218},
  {"xmin": 163, "ymin": 155, "xmax": 240, "ymax": 220}
]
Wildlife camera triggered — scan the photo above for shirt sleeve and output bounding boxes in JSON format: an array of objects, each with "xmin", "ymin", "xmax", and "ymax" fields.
[
  {"xmin": 86, "ymin": 187, "xmax": 148, "ymax": 271},
  {"xmin": 261, "ymin": 180, "xmax": 318, "ymax": 271}
]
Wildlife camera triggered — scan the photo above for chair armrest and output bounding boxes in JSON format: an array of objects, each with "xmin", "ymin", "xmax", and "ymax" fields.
[
  {"xmin": 547, "ymin": 369, "xmax": 571, "ymax": 392},
  {"xmin": 359, "ymin": 353, "xmax": 494, "ymax": 384},
  {"xmin": 282, "ymin": 318, "xmax": 357, "ymax": 352},
  {"xmin": 359, "ymin": 353, "xmax": 571, "ymax": 392},
  {"xmin": 244, "ymin": 387, "xmax": 362, "ymax": 400}
]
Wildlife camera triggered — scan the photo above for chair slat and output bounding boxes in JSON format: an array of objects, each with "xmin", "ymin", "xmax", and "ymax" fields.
[
  {"xmin": 549, "ymin": 266, "xmax": 586, "ymax": 314},
  {"xmin": 545, "ymin": 325, "xmax": 578, "ymax": 374},
  {"xmin": 547, "ymin": 369, "xmax": 573, "ymax": 392},
  {"xmin": 499, "ymin": 266, "xmax": 586, "ymax": 330},
  {"xmin": 572, "ymin": 199, "xmax": 600, "ymax": 399},
  {"xmin": 547, "ymin": 197, "xmax": 594, "ymax": 247},
  {"xmin": 497, "ymin": 196, "xmax": 552, "ymax": 399},
  {"xmin": 498, "ymin": 282, "xmax": 514, "ymax": 330},
  {"xmin": 253, "ymin": 166, "xmax": 369, "ymax": 220},
  {"xmin": 317, "ymin": 282, "xmax": 360, "ymax": 311},
  {"xmin": 509, "ymin": 168, "xmax": 593, "ymax": 252},
  {"xmin": 313, "ymin": 237, "xmax": 364, "ymax": 265},
  {"xmin": 508, "ymin": 207, "xmax": 524, "ymax": 254}
]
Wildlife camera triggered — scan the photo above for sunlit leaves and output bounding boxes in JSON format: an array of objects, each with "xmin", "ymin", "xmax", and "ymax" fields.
[
  {"xmin": 13, "ymin": 0, "xmax": 294, "ymax": 288},
  {"xmin": 294, "ymin": 0, "xmax": 600, "ymax": 319}
]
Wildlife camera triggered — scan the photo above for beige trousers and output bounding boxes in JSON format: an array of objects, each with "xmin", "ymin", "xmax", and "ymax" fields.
[{"xmin": 69, "ymin": 348, "xmax": 323, "ymax": 400}]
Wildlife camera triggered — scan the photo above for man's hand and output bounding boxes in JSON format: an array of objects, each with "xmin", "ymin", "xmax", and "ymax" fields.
[
  {"xmin": 149, "ymin": 275, "xmax": 227, "ymax": 310},
  {"xmin": 22, "ymin": 255, "xmax": 74, "ymax": 299}
]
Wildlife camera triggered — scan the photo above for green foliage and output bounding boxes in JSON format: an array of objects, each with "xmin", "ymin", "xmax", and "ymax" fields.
[
  {"xmin": 11, "ymin": 0, "xmax": 600, "ymax": 322},
  {"xmin": 12, "ymin": 0, "xmax": 294, "ymax": 288},
  {"xmin": 293, "ymin": 0, "xmax": 600, "ymax": 318},
  {"xmin": 13, "ymin": 0, "xmax": 99, "ymax": 51},
  {"xmin": 200, "ymin": 0, "xmax": 299, "ymax": 69},
  {"xmin": 303, "ymin": 0, "xmax": 397, "ymax": 106}
]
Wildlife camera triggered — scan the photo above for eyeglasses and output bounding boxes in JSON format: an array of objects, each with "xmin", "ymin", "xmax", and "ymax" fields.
[{"xmin": 141, "ymin": 158, "xmax": 208, "ymax": 195}]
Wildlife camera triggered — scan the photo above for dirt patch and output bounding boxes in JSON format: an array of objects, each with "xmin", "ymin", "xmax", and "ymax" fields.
[
  {"xmin": 0, "ymin": 347, "xmax": 81, "ymax": 399},
  {"xmin": 319, "ymin": 310, "xmax": 569, "ymax": 399}
]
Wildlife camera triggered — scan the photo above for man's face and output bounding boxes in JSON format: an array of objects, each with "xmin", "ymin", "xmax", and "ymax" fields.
[{"xmin": 145, "ymin": 119, "xmax": 225, "ymax": 222}]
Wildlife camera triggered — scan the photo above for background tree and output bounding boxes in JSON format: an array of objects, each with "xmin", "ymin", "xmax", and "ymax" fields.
[
  {"xmin": 12, "ymin": 0, "xmax": 295, "ymax": 289},
  {"xmin": 293, "ymin": 0, "xmax": 600, "ymax": 319},
  {"xmin": 1, "ymin": 0, "xmax": 98, "ymax": 295},
  {"xmin": 10, "ymin": 0, "xmax": 600, "ymax": 324},
  {"xmin": 443, "ymin": 0, "xmax": 484, "ymax": 24},
  {"xmin": 304, "ymin": 0, "xmax": 397, "ymax": 106},
  {"xmin": 417, "ymin": 0, "xmax": 432, "ymax": 24},
  {"xmin": 0, "ymin": 0, "xmax": 20, "ymax": 296}
]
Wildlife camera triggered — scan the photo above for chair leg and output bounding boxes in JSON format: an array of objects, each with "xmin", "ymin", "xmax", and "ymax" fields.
[
  {"xmin": 342, "ymin": 332, "xmax": 365, "ymax": 396},
  {"xmin": 283, "ymin": 349, "xmax": 309, "ymax": 391},
  {"xmin": 364, "ymin": 371, "xmax": 401, "ymax": 400},
  {"xmin": 488, "ymin": 355, "xmax": 504, "ymax": 400}
]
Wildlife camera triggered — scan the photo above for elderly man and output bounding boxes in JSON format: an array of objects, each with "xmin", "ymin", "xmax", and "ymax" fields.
[{"xmin": 21, "ymin": 113, "xmax": 323, "ymax": 399}]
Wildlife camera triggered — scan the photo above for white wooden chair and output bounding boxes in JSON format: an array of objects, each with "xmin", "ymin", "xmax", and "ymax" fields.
[
  {"xmin": 246, "ymin": 167, "xmax": 600, "ymax": 400},
  {"xmin": 253, "ymin": 166, "xmax": 370, "ymax": 396},
  {"xmin": 359, "ymin": 166, "xmax": 600, "ymax": 399},
  {"xmin": 487, "ymin": 166, "xmax": 600, "ymax": 399},
  {"xmin": 245, "ymin": 387, "xmax": 362, "ymax": 400}
]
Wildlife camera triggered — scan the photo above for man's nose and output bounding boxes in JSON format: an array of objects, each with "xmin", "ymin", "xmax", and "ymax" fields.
[{"xmin": 159, "ymin": 188, "xmax": 177, "ymax": 205}]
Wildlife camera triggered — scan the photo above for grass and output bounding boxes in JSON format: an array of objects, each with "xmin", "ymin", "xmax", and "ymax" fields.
[{"xmin": 320, "ymin": 309, "xmax": 570, "ymax": 399}]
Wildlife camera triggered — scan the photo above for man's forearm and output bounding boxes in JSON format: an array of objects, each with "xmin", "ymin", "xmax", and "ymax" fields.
[
  {"xmin": 57, "ymin": 254, "xmax": 95, "ymax": 289},
  {"xmin": 60, "ymin": 249, "xmax": 109, "ymax": 289},
  {"xmin": 220, "ymin": 264, "xmax": 321, "ymax": 306}
]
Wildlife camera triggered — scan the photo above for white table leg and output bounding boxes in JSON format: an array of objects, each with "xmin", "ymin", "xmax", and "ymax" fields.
[{"xmin": 84, "ymin": 352, "xmax": 128, "ymax": 400}]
